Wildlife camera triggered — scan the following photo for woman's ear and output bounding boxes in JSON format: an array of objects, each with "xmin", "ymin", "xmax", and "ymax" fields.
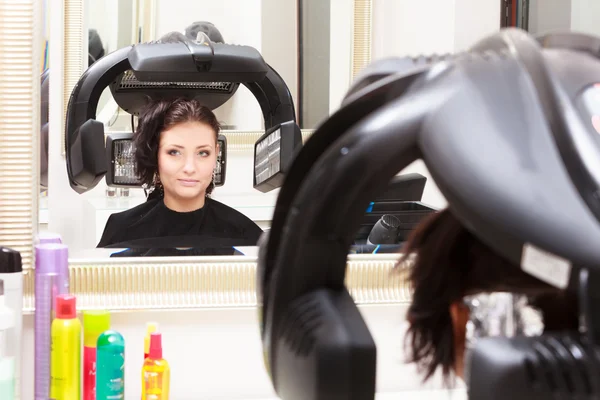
[{"xmin": 449, "ymin": 301, "xmax": 470, "ymax": 379}]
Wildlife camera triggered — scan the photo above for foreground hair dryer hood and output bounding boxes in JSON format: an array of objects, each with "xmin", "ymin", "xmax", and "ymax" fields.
[
  {"xmin": 257, "ymin": 28, "xmax": 600, "ymax": 400},
  {"xmin": 65, "ymin": 37, "xmax": 301, "ymax": 194}
]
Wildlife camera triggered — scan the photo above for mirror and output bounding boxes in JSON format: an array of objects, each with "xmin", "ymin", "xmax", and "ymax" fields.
[
  {"xmin": 88, "ymin": 0, "xmax": 351, "ymax": 132},
  {"xmin": 44, "ymin": 0, "xmax": 363, "ymax": 258}
]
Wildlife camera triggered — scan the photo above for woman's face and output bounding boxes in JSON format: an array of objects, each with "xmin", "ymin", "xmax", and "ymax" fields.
[{"xmin": 157, "ymin": 121, "xmax": 218, "ymax": 211}]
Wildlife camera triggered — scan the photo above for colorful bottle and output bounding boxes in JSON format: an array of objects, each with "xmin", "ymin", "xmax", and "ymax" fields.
[
  {"xmin": 141, "ymin": 333, "xmax": 170, "ymax": 400},
  {"xmin": 143, "ymin": 322, "xmax": 158, "ymax": 360},
  {"xmin": 0, "ymin": 248, "xmax": 22, "ymax": 399},
  {"xmin": 34, "ymin": 243, "xmax": 68, "ymax": 400},
  {"xmin": 83, "ymin": 311, "xmax": 111, "ymax": 400},
  {"xmin": 96, "ymin": 330, "xmax": 125, "ymax": 400},
  {"xmin": 36, "ymin": 232, "xmax": 63, "ymax": 244},
  {"xmin": 0, "ymin": 279, "xmax": 16, "ymax": 400},
  {"xmin": 50, "ymin": 294, "xmax": 81, "ymax": 400}
]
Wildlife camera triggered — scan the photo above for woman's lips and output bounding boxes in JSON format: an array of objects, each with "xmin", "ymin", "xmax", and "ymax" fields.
[{"xmin": 178, "ymin": 179, "xmax": 199, "ymax": 187}]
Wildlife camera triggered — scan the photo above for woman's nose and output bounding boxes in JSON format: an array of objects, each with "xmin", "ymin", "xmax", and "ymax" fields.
[{"xmin": 182, "ymin": 155, "xmax": 196, "ymax": 173}]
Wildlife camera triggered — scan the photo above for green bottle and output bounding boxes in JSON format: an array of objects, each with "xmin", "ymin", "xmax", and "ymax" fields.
[{"xmin": 96, "ymin": 330, "xmax": 125, "ymax": 399}]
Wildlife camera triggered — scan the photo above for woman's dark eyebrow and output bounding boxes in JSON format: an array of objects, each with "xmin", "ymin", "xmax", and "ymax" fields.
[{"xmin": 160, "ymin": 144, "xmax": 213, "ymax": 150}]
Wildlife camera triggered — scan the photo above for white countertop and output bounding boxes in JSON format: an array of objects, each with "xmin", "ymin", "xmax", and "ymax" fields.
[{"xmin": 249, "ymin": 390, "xmax": 467, "ymax": 400}]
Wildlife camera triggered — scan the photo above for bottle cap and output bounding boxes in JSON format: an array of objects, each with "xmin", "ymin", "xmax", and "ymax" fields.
[
  {"xmin": 149, "ymin": 332, "xmax": 162, "ymax": 359},
  {"xmin": 97, "ymin": 330, "xmax": 125, "ymax": 349},
  {"xmin": 56, "ymin": 294, "xmax": 76, "ymax": 319},
  {"xmin": 36, "ymin": 232, "xmax": 63, "ymax": 244},
  {"xmin": 83, "ymin": 310, "xmax": 111, "ymax": 347},
  {"xmin": 35, "ymin": 243, "xmax": 68, "ymax": 275},
  {"xmin": 0, "ymin": 247, "xmax": 22, "ymax": 273},
  {"xmin": 144, "ymin": 322, "xmax": 159, "ymax": 354}
]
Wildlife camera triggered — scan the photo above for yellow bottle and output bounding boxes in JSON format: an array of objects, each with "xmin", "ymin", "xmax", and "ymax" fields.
[
  {"xmin": 141, "ymin": 332, "xmax": 170, "ymax": 400},
  {"xmin": 143, "ymin": 322, "xmax": 158, "ymax": 360},
  {"xmin": 50, "ymin": 294, "xmax": 82, "ymax": 400}
]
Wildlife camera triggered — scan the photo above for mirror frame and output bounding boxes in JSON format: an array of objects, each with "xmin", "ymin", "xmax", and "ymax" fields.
[
  {"xmin": 11, "ymin": 0, "xmax": 415, "ymax": 312},
  {"xmin": 0, "ymin": 1, "xmax": 41, "ymax": 272}
]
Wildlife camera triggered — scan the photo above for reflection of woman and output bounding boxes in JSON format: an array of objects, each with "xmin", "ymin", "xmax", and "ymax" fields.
[
  {"xmin": 399, "ymin": 209, "xmax": 578, "ymax": 383},
  {"xmin": 97, "ymin": 98, "xmax": 263, "ymax": 248}
]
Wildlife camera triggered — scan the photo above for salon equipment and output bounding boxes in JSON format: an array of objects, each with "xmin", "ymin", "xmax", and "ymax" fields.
[
  {"xmin": 257, "ymin": 27, "xmax": 600, "ymax": 399},
  {"xmin": 366, "ymin": 215, "xmax": 401, "ymax": 245},
  {"xmin": 65, "ymin": 34, "xmax": 301, "ymax": 194},
  {"xmin": 0, "ymin": 248, "xmax": 22, "ymax": 400},
  {"xmin": 185, "ymin": 21, "xmax": 224, "ymax": 43},
  {"xmin": 105, "ymin": 131, "xmax": 228, "ymax": 188},
  {"xmin": 356, "ymin": 173, "xmax": 434, "ymax": 243}
]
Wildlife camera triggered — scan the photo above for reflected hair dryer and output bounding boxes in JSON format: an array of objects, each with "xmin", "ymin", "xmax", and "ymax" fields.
[
  {"xmin": 257, "ymin": 27, "xmax": 600, "ymax": 400},
  {"xmin": 366, "ymin": 214, "xmax": 400, "ymax": 245}
]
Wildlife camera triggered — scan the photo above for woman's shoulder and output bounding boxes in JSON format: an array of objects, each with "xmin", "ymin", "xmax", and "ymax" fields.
[
  {"xmin": 207, "ymin": 198, "xmax": 263, "ymax": 232},
  {"xmin": 208, "ymin": 198, "xmax": 253, "ymax": 222},
  {"xmin": 106, "ymin": 198, "xmax": 161, "ymax": 225},
  {"xmin": 97, "ymin": 198, "xmax": 161, "ymax": 247}
]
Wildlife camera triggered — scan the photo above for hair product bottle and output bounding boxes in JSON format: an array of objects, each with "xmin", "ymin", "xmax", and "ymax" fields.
[
  {"xmin": 143, "ymin": 322, "xmax": 158, "ymax": 361},
  {"xmin": 36, "ymin": 232, "xmax": 62, "ymax": 244},
  {"xmin": 0, "ymin": 247, "xmax": 22, "ymax": 399},
  {"xmin": 83, "ymin": 310, "xmax": 111, "ymax": 400},
  {"xmin": 0, "ymin": 279, "xmax": 16, "ymax": 400},
  {"xmin": 34, "ymin": 243, "xmax": 69, "ymax": 400},
  {"xmin": 50, "ymin": 294, "xmax": 81, "ymax": 400},
  {"xmin": 96, "ymin": 330, "xmax": 125, "ymax": 400},
  {"xmin": 141, "ymin": 333, "xmax": 170, "ymax": 400}
]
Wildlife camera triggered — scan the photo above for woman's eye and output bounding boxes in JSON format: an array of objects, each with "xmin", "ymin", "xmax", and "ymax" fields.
[
  {"xmin": 168, "ymin": 150, "xmax": 180, "ymax": 156},
  {"xmin": 199, "ymin": 151, "xmax": 210, "ymax": 157}
]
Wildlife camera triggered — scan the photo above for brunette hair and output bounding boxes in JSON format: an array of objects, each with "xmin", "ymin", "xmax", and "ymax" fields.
[
  {"xmin": 397, "ymin": 208, "xmax": 578, "ymax": 384},
  {"xmin": 133, "ymin": 98, "xmax": 221, "ymax": 196}
]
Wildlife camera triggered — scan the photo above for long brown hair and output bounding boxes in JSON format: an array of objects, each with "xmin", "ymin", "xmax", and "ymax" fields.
[{"xmin": 397, "ymin": 208, "xmax": 578, "ymax": 383}]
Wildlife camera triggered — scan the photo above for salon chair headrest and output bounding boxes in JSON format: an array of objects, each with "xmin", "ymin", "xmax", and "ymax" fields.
[{"xmin": 257, "ymin": 27, "xmax": 600, "ymax": 399}]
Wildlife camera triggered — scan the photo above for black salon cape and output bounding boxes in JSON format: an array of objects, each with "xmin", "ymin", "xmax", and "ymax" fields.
[{"xmin": 97, "ymin": 197, "xmax": 263, "ymax": 249}]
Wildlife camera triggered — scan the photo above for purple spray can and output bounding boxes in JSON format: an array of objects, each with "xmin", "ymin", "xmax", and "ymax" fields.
[{"xmin": 34, "ymin": 243, "xmax": 69, "ymax": 400}]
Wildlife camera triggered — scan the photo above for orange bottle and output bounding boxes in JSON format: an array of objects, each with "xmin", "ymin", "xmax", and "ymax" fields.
[{"xmin": 141, "ymin": 332, "xmax": 170, "ymax": 400}]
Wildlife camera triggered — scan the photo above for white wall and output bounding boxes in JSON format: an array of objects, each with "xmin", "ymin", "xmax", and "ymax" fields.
[
  {"xmin": 371, "ymin": 0, "xmax": 500, "ymax": 209},
  {"xmin": 571, "ymin": 0, "xmax": 600, "ymax": 36},
  {"xmin": 454, "ymin": 0, "xmax": 501, "ymax": 51},
  {"xmin": 329, "ymin": 0, "xmax": 353, "ymax": 113},
  {"xmin": 86, "ymin": 0, "xmax": 119, "ymax": 55},
  {"xmin": 528, "ymin": 0, "xmax": 572, "ymax": 35},
  {"xmin": 261, "ymin": 0, "xmax": 299, "ymax": 122},
  {"xmin": 528, "ymin": 0, "xmax": 600, "ymax": 36}
]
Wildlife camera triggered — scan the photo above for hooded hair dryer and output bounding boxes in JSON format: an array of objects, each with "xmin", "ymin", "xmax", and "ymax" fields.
[
  {"xmin": 257, "ymin": 28, "xmax": 600, "ymax": 400},
  {"xmin": 65, "ymin": 34, "xmax": 301, "ymax": 194}
]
